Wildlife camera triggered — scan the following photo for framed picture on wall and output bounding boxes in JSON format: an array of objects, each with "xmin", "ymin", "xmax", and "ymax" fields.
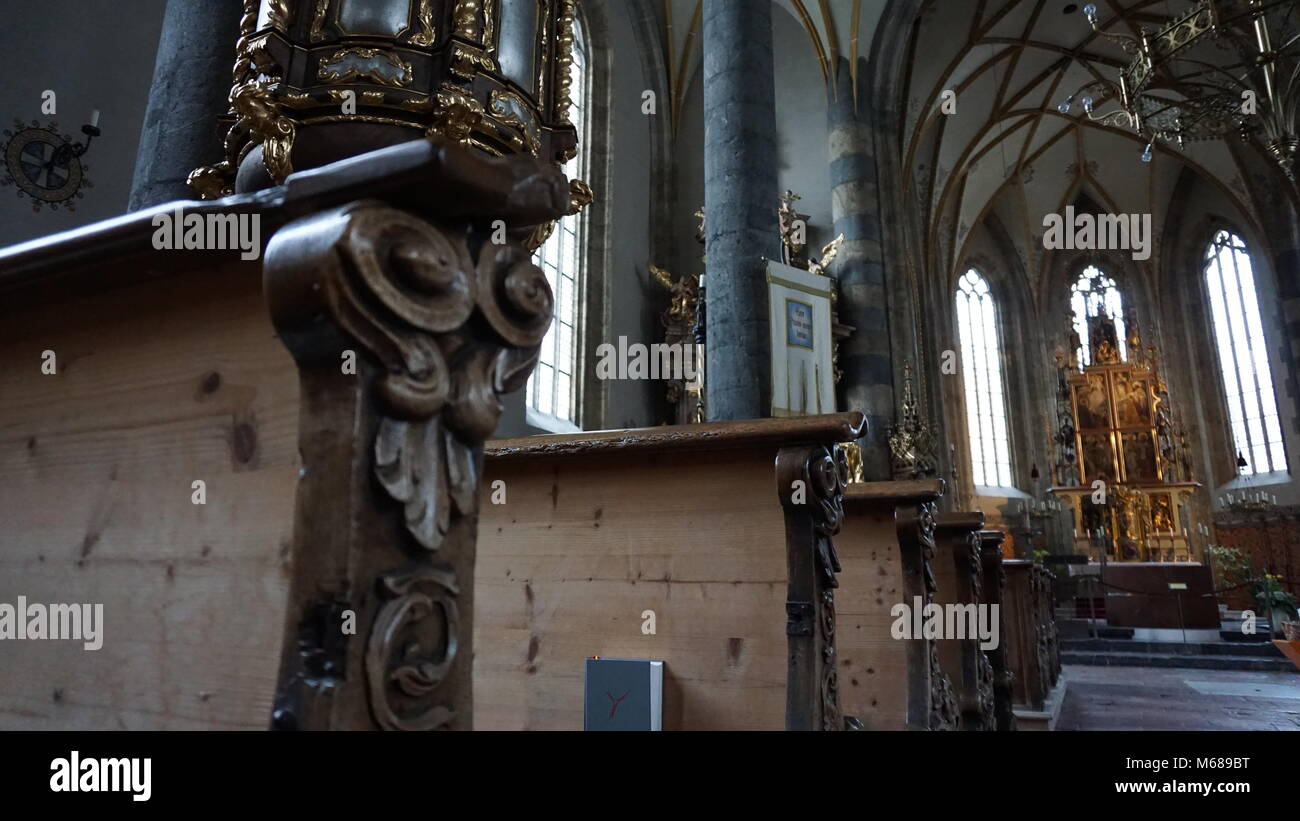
[{"xmin": 767, "ymin": 261, "xmax": 835, "ymax": 417}]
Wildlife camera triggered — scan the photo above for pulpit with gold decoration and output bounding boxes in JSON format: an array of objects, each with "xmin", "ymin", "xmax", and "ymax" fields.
[{"xmin": 1048, "ymin": 309, "xmax": 1208, "ymax": 562}]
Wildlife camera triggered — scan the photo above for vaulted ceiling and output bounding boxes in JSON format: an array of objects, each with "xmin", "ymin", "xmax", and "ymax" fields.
[{"xmin": 903, "ymin": 0, "xmax": 1269, "ymax": 299}]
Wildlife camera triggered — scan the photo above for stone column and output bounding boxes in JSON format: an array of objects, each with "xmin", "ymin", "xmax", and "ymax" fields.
[
  {"xmin": 127, "ymin": 0, "xmax": 244, "ymax": 210},
  {"xmin": 702, "ymin": 0, "xmax": 780, "ymax": 421},
  {"xmin": 1272, "ymin": 210, "xmax": 1300, "ymax": 438},
  {"xmin": 828, "ymin": 58, "xmax": 893, "ymax": 479}
]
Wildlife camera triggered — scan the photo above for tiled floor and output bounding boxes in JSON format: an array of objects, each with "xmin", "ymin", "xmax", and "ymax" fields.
[{"xmin": 1057, "ymin": 665, "xmax": 1300, "ymax": 731}]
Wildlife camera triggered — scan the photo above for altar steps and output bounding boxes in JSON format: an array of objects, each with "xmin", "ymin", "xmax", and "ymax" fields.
[{"xmin": 1061, "ymin": 638, "xmax": 1295, "ymax": 672}]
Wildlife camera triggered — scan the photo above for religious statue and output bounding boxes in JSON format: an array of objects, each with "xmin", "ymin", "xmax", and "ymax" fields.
[
  {"xmin": 1066, "ymin": 312, "xmax": 1082, "ymax": 370},
  {"xmin": 1089, "ymin": 309, "xmax": 1121, "ymax": 364},
  {"xmin": 649, "ymin": 261, "xmax": 704, "ymax": 425},
  {"xmin": 808, "ymin": 234, "xmax": 845, "ymax": 277},
  {"xmin": 777, "ymin": 189, "xmax": 809, "ymax": 268},
  {"xmin": 649, "ymin": 263, "xmax": 699, "ymax": 327}
]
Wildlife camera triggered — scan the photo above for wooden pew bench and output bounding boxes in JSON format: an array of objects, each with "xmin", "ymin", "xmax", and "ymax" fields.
[
  {"xmin": 0, "ymin": 139, "xmax": 587, "ymax": 731},
  {"xmin": 835, "ymin": 479, "xmax": 959, "ymax": 730},
  {"xmin": 977, "ymin": 530, "xmax": 1015, "ymax": 730},
  {"xmin": 1002, "ymin": 560, "xmax": 1064, "ymax": 728},
  {"xmin": 478, "ymin": 413, "xmax": 864, "ymax": 730},
  {"xmin": 932, "ymin": 512, "xmax": 995, "ymax": 731}
]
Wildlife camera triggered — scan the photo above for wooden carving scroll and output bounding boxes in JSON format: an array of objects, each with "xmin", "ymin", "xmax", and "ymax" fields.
[
  {"xmin": 265, "ymin": 168, "xmax": 562, "ymax": 729},
  {"xmin": 778, "ymin": 443, "xmax": 852, "ymax": 731},
  {"xmin": 898, "ymin": 501, "xmax": 959, "ymax": 731}
]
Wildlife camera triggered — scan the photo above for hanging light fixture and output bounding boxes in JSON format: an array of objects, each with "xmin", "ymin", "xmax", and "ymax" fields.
[{"xmin": 1057, "ymin": 1, "xmax": 1300, "ymax": 179}]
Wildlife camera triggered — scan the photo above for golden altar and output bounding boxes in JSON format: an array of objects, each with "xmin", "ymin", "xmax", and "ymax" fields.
[{"xmin": 1048, "ymin": 309, "xmax": 1207, "ymax": 562}]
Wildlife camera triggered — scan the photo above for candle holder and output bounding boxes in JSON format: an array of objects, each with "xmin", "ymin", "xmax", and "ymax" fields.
[{"xmin": 2, "ymin": 113, "xmax": 101, "ymax": 213}]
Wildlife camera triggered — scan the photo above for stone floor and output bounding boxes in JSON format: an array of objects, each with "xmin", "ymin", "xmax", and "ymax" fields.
[{"xmin": 1056, "ymin": 664, "xmax": 1300, "ymax": 731}]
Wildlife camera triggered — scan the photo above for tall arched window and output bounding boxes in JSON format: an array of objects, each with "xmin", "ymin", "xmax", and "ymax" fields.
[
  {"xmin": 527, "ymin": 14, "xmax": 590, "ymax": 430},
  {"xmin": 1071, "ymin": 266, "xmax": 1127, "ymax": 366},
  {"xmin": 1205, "ymin": 230, "xmax": 1287, "ymax": 474},
  {"xmin": 956, "ymin": 269, "xmax": 1013, "ymax": 487}
]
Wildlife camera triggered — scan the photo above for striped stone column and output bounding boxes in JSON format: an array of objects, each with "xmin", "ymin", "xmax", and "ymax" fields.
[
  {"xmin": 828, "ymin": 57, "xmax": 893, "ymax": 480},
  {"xmin": 702, "ymin": 0, "xmax": 780, "ymax": 421}
]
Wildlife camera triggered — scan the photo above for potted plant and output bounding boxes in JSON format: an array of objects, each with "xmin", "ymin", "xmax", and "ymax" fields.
[
  {"xmin": 1206, "ymin": 544, "xmax": 1249, "ymax": 615},
  {"xmin": 1249, "ymin": 574, "xmax": 1299, "ymax": 638}
]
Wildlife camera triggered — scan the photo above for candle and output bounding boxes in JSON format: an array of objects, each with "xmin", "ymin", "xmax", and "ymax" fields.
[{"xmin": 90, "ymin": 109, "xmax": 100, "ymax": 128}]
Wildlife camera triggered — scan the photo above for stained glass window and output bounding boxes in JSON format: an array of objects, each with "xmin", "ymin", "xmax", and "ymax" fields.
[{"xmin": 1071, "ymin": 266, "xmax": 1127, "ymax": 366}]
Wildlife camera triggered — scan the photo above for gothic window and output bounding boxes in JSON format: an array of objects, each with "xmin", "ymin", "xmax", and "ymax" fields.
[
  {"xmin": 527, "ymin": 13, "xmax": 589, "ymax": 430},
  {"xmin": 956, "ymin": 269, "xmax": 1013, "ymax": 487},
  {"xmin": 1070, "ymin": 266, "xmax": 1127, "ymax": 366},
  {"xmin": 1204, "ymin": 230, "xmax": 1287, "ymax": 474}
]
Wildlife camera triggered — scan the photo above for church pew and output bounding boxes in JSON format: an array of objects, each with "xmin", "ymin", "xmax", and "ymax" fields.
[
  {"xmin": 1037, "ymin": 564, "xmax": 1062, "ymax": 687},
  {"xmin": 977, "ymin": 530, "xmax": 1015, "ymax": 730},
  {"xmin": 0, "ymin": 234, "xmax": 296, "ymax": 730},
  {"xmin": 932, "ymin": 512, "xmax": 995, "ymax": 731},
  {"xmin": 1002, "ymin": 559, "xmax": 1061, "ymax": 713},
  {"xmin": 835, "ymin": 479, "xmax": 959, "ymax": 730},
  {"xmin": 0, "ymin": 139, "xmax": 577, "ymax": 730},
  {"xmin": 477, "ymin": 413, "xmax": 864, "ymax": 730}
]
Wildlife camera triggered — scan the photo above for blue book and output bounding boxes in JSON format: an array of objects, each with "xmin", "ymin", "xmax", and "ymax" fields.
[{"xmin": 583, "ymin": 658, "xmax": 664, "ymax": 731}]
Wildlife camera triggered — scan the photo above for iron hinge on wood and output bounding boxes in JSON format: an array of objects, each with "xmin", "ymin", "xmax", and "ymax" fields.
[{"xmin": 786, "ymin": 601, "xmax": 814, "ymax": 636}]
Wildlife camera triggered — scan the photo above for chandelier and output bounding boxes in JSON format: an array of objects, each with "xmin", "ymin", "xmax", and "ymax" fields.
[{"xmin": 1057, "ymin": 1, "xmax": 1300, "ymax": 179}]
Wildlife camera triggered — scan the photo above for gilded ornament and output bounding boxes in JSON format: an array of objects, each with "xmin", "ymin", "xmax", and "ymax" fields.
[
  {"xmin": 428, "ymin": 85, "xmax": 485, "ymax": 143},
  {"xmin": 265, "ymin": 0, "xmax": 292, "ymax": 31},
  {"xmin": 554, "ymin": 0, "xmax": 578, "ymax": 126},
  {"xmin": 452, "ymin": 0, "xmax": 482, "ymax": 39},
  {"xmin": 318, "ymin": 48, "xmax": 414, "ymax": 88},
  {"xmin": 409, "ymin": 0, "xmax": 437, "ymax": 46},
  {"xmin": 567, "ymin": 178, "xmax": 593, "ymax": 215},
  {"xmin": 232, "ymin": 78, "xmax": 296, "ymax": 184},
  {"xmin": 310, "ymin": 0, "xmax": 331, "ymax": 42}
]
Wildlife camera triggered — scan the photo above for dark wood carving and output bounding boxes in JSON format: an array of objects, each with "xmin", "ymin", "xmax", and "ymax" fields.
[
  {"xmin": 778, "ymin": 443, "xmax": 851, "ymax": 731},
  {"xmin": 264, "ymin": 145, "xmax": 567, "ymax": 730},
  {"xmin": 978, "ymin": 530, "xmax": 1016, "ymax": 730},
  {"xmin": 1002, "ymin": 559, "xmax": 1047, "ymax": 710},
  {"xmin": 956, "ymin": 529, "xmax": 995, "ymax": 731},
  {"xmin": 898, "ymin": 500, "xmax": 959, "ymax": 731},
  {"xmin": 1035, "ymin": 565, "xmax": 1062, "ymax": 688}
]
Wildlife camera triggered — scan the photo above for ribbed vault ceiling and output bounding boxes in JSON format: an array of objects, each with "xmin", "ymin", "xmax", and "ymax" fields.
[{"xmin": 904, "ymin": 0, "xmax": 1268, "ymax": 295}]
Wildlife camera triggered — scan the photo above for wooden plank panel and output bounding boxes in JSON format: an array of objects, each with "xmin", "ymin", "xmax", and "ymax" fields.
[
  {"xmin": 476, "ymin": 450, "xmax": 789, "ymax": 730},
  {"xmin": 836, "ymin": 503, "xmax": 911, "ymax": 730},
  {"xmin": 0, "ymin": 262, "xmax": 299, "ymax": 729}
]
